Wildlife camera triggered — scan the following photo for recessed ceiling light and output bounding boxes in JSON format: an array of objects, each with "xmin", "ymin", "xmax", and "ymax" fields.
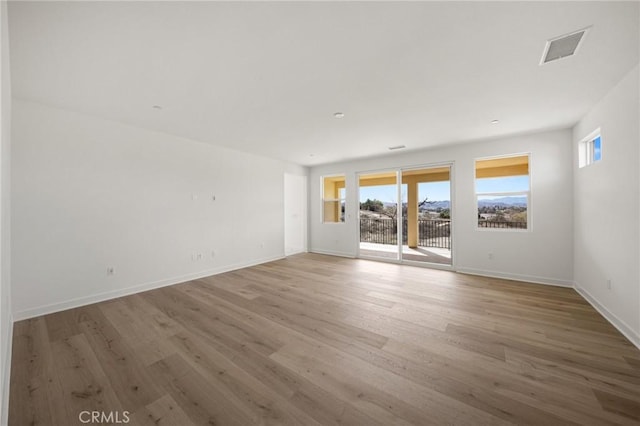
[
  {"xmin": 152, "ymin": 105, "xmax": 162, "ymax": 110},
  {"xmin": 388, "ymin": 145, "xmax": 406, "ymax": 151},
  {"xmin": 491, "ymin": 119, "xmax": 499, "ymax": 124},
  {"xmin": 333, "ymin": 112, "xmax": 345, "ymax": 119}
]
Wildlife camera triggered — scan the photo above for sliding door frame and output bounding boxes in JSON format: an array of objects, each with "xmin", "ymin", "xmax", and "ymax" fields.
[
  {"xmin": 356, "ymin": 168, "xmax": 401, "ymax": 262},
  {"xmin": 356, "ymin": 161, "xmax": 456, "ymax": 271}
]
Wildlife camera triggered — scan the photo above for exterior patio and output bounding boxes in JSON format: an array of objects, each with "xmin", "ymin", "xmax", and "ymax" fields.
[
  {"xmin": 359, "ymin": 242, "xmax": 452, "ymax": 265},
  {"xmin": 359, "ymin": 217, "xmax": 452, "ymax": 265}
]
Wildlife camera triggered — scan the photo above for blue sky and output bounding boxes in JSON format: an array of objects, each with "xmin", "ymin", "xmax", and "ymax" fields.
[
  {"xmin": 593, "ymin": 136, "xmax": 602, "ymax": 161},
  {"xmin": 359, "ymin": 176, "xmax": 529, "ymax": 203},
  {"xmin": 476, "ymin": 176, "xmax": 529, "ymax": 194}
]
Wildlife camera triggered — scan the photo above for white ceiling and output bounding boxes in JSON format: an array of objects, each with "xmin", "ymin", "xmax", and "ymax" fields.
[{"xmin": 8, "ymin": 1, "xmax": 640, "ymax": 166}]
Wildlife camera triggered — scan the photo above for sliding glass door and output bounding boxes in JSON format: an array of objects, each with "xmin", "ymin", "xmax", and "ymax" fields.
[
  {"xmin": 358, "ymin": 171, "xmax": 400, "ymax": 260},
  {"xmin": 358, "ymin": 165, "xmax": 453, "ymax": 267},
  {"xmin": 400, "ymin": 166, "xmax": 452, "ymax": 266}
]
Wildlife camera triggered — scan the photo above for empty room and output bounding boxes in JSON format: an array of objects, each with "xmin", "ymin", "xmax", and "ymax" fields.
[{"xmin": 1, "ymin": 1, "xmax": 639, "ymax": 425}]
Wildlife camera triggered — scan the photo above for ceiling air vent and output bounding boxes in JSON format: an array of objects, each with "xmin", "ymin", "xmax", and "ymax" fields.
[{"xmin": 540, "ymin": 27, "xmax": 590, "ymax": 65}]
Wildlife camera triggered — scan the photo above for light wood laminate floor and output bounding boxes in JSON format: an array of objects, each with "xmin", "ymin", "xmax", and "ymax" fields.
[{"xmin": 9, "ymin": 253, "xmax": 640, "ymax": 425}]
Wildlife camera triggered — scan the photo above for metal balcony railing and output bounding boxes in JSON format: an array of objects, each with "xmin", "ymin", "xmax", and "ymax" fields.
[
  {"xmin": 359, "ymin": 218, "xmax": 451, "ymax": 249},
  {"xmin": 477, "ymin": 220, "xmax": 527, "ymax": 229}
]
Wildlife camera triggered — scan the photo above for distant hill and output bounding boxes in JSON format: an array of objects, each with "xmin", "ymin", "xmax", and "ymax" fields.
[
  {"xmin": 420, "ymin": 200, "xmax": 450, "ymax": 210},
  {"xmin": 417, "ymin": 197, "xmax": 526, "ymax": 210},
  {"xmin": 379, "ymin": 201, "xmax": 452, "ymax": 210},
  {"xmin": 380, "ymin": 196, "xmax": 525, "ymax": 211},
  {"xmin": 384, "ymin": 201, "xmax": 451, "ymax": 210},
  {"xmin": 478, "ymin": 196, "xmax": 527, "ymax": 207}
]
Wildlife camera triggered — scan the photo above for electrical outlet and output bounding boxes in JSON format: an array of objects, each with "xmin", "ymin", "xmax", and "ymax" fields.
[
  {"xmin": 106, "ymin": 267, "xmax": 115, "ymax": 276},
  {"xmin": 606, "ymin": 279, "xmax": 612, "ymax": 290},
  {"xmin": 197, "ymin": 253, "xmax": 203, "ymax": 261}
]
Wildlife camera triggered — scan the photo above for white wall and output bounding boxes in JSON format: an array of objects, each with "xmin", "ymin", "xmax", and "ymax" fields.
[
  {"xmin": 309, "ymin": 129, "xmax": 574, "ymax": 286},
  {"xmin": 573, "ymin": 65, "xmax": 640, "ymax": 347},
  {"xmin": 11, "ymin": 99, "xmax": 306, "ymax": 319},
  {"xmin": 0, "ymin": 1, "xmax": 12, "ymax": 422}
]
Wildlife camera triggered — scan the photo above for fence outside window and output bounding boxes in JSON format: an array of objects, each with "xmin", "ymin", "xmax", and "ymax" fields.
[{"xmin": 359, "ymin": 218, "xmax": 451, "ymax": 249}]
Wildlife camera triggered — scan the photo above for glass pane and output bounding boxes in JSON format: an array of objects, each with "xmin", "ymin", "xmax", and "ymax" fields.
[
  {"xmin": 477, "ymin": 194, "xmax": 528, "ymax": 229},
  {"xmin": 359, "ymin": 172, "xmax": 399, "ymax": 260},
  {"xmin": 475, "ymin": 155, "xmax": 528, "ymax": 179},
  {"xmin": 593, "ymin": 136, "xmax": 602, "ymax": 162},
  {"xmin": 476, "ymin": 175, "xmax": 530, "ymax": 193},
  {"xmin": 401, "ymin": 166, "xmax": 452, "ymax": 266},
  {"xmin": 323, "ymin": 175, "xmax": 345, "ymax": 223},
  {"xmin": 323, "ymin": 201, "xmax": 343, "ymax": 223}
]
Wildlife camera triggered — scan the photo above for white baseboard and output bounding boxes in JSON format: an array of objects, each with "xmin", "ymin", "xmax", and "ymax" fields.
[
  {"xmin": 308, "ymin": 248, "xmax": 356, "ymax": 259},
  {"xmin": 12, "ymin": 255, "xmax": 285, "ymax": 321},
  {"xmin": 456, "ymin": 267, "xmax": 574, "ymax": 288},
  {"xmin": 1, "ymin": 313, "xmax": 13, "ymax": 426},
  {"xmin": 310, "ymin": 254, "xmax": 572, "ymax": 287},
  {"xmin": 574, "ymin": 284, "xmax": 640, "ymax": 350}
]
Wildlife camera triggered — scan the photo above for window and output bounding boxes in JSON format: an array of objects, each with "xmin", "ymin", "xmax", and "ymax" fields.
[
  {"xmin": 579, "ymin": 129, "xmax": 602, "ymax": 168},
  {"xmin": 322, "ymin": 175, "xmax": 346, "ymax": 223},
  {"xmin": 475, "ymin": 154, "xmax": 530, "ymax": 230}
]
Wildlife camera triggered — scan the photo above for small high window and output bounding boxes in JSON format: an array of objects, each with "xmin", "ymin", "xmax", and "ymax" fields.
[
  {"xmin": 475, "ymin": 154, "xmax": 530, "ymax": 230},
  {"xmin": 322, "ymin": 175, "xmax": 346, "ymax": 223},
  {"xmin": 579, "ymin": 129, "xmax": 602, "ymax": 168}
]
